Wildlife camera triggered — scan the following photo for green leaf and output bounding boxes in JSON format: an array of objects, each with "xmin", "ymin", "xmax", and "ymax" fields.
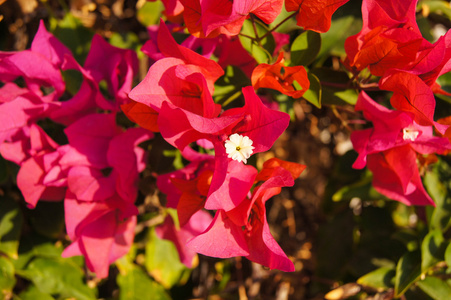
[
  {"xmin": 417, "ymin": 276, "xmax": 451, "ymax": 300},
  {"xmin": 424, "ymin": 162, "xmax": 451, "ymax": 231},
  {"xmin": 357, "ymin": 267, "xmax": 395, "ymax": 290},
  {"xmin": 0, "ymin": 256, "xmax": 16, "ymax": 293},
  {"xmin": 332, "ymin": 173, "xmax": 379, "ymax": 202},
  {"xmin": 117, "ymin": 265, "xmax": 171, "ymax": 300},
  {"xmin": 49, "ymin": 13, "xmax": 94, "ymax": 64},
  {"xmin": 239, "ymin": 19, "xmax": 275, "ymax": 64},
  {"xmin": 310, "ymin": 68, "xmax": 357, "ymax": 105},
  {"xmin": 394, "ymin": 250, "xmax": 422, "ymax": 297},
  {"xmin": 213, "ymin": 65, "xmax": 250, "ymax": 105},
  {"xmin": 145, "ymin": 229, "xmax": 189, "ymax": 289},
  {"xmin": 61, "ymin": 69, "xmax": 84, "ymax": 97},
  {"xmin": 162, "ymin": 149, "xmax": 184, "ymax": 170},
  {"xmin": 109, "ymin": 31, "xmax": 140, "ymax": 51},
  {"xmin": 444, "ymin": 242, "xmax": 451, "ymax": 270},
  {"xmin": 302, "ymin": 73, "xmax": 321, "ymax": 108},
  {"xmin": 437, "ymin": 70, "xmax": 451, "ymax": 97},
  {"xmin": 12, "ymin": 234, "xmax": 63, "ymax": 271},
  {"xmin": 419, "ymin": 0, "xmax": 451, "ymax": 20},
  {"xmin": 317, "ymin": 16, "xmax": 360, "ymax": 62},
  {"xmin": 19, "ymin": 257, "xmax": 96, "ymax": 300},
  {"xmin": 421, "ymin": 230, "xmax": 448, "ymax": 273},
  {"xmin": 416, "ymin": 16, "xmax": 435, "ymax": 43},
  {"xmin": 137, "ymin": 1, "xmax": 164, "ymax": 27},
  {"xmin": 19, "ymin": 285, "xmax": 55, "ymax": 300},
  {"xmin": 0, "ymin": 197, "xmax": 23, "ymax": 259},
  {"xmin": 166, "ymin": 208, "xmax": 180, "ymax": 230},
  {"xmin": 290, "ymin": 30, "xmax": 321, "ymax": 67}
]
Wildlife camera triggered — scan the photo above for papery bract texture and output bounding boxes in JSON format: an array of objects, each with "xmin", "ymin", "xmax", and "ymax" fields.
[
  {"xmin": 62, "ymin": 195, "xmax": 137, "ymax": 278},
  {"xmin": 84, "ymin": 34, "xmax": 139, "ymax": 110},
  {"xmin": 188, "ymin": 161, "xmax": 304, "ymax": 271},
  {"xmin": 367, "ymin": 147, "xmax": 434, "ymax": 206},
  {"xmin": 16, "ymin": 125, "xmax": 69, "ymax": 208},
  {"xmin": 350, "ymin": 91, "xmax": 451, "ymax": 205},
  {"xmin": 252, "ymin": 52, "xmax": 310, "ymax": 98},
  {"xmin": 180, "ymin": 0, "xmax": 283, "ymax": 38},
  {"xmin": 285, "ymin": 0, "xmax": 350, "ymax": 33},
  {"xmin": 380, "ymin": 71, "xmax": 449, "ymax": 134}
]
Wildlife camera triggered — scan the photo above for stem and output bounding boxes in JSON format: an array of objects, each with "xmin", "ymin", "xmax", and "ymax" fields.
[
  {"xmin": 250, "ymin": 14, "xmax": 260, "ymax": 41},
  {"xmin": 320, "ymin": 81, "xmax": 352, "ymax": 89},
  {"xmin": 331, "ymin": 105, "xmax": 353, "ymax": 133},
  {"xmin": 358, "ymin": 82, "xmax": 379, "ymax": 90},
  {"xmin": 238, "ymin": 32, "xmax": 256, "ymax": 41},
  {"xmin": 221, "ymin": 90, "xmax": 242, "ymax": 107},
  {"xmin": 258, "ymin": 12, "xmax": 299, "ymax": 41}
]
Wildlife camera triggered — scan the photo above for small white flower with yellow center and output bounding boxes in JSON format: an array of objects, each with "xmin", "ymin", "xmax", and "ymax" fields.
[
  {"xmin": 403, "ymin": 126, "xmax": 420, "ymax": 142},
  {"xmin": 224, "ymin": 133, "xmax": 255, "ymax": 164}
]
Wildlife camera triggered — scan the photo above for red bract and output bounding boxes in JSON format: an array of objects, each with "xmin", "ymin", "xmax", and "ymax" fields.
[
  {"xmin": 367, "ymin": 147, "xmax": 434, "ymax": 206},
  {"xmin": 153, "ymin": 21, "xmax": 224, "ymax": 82},
  {"xmin": 187, "ymin": 162, "xmax": 304, "ymax": 271},
  {"xmin": 121, "ymin": 100, "xmax": 160, "ymax": 132},
  {"xmin": 215, "ymin": 36, "xmax": 256, "ymax": 77},
  {"xmin": 419, "ymin": 31, "xmax": 451, "ymax": 89},
  {"xmin": 60, "ymin": 113, "xmax": 152, "ymax": 277},
  {"xmin": 351, "ymin": 92, "xmax": 451, "ymax": 205},
  {"xmin": 0, "ymin": 21, "xmax": 67, "ymax": 102},
  {"xmin": 157, "ymin": 150, "xmax": 255, "ymax": 223},
  {"xmin": 149, "ymin": 0, "xmax": 184, "ymax": 23},
  {"xmin": 159, "ymin": 86, "xmax": 289, "ymax": 155},
  {"xmin": 285, "ymin": 0, "xmax": 350, "ymax": 33},
  {"xmin": 0, "ymin": 93, "xmax": 50, "ymax": 147},
  {"xmin": 61, "ymin": 113, "xmax": 152, "ymax": 203},
  {"xmin": 252, "ymin": 52, "xmax": 310, "ymax": 98},
  {"xmin": 344, "ymin": 0, "xmax": 422, "ymax": 76},
  {"xmin": 49, "ymin": 55, "xmax": 101, "ymax": 125},
  {"xmin": 62, "ymin": 194, "xmax": 138, "ymax": 278},
  {"xmin": 16, "ymin": 125, "xmax": 69, "ymax": 208},
  {"xmin": 128, "ymin": 23, "xmax": 224, "ymax": 131},
  {"xmin": 83, "ymin": 34, "xmax": 139, "ymax": 110},
  {"xmin": 129, "ymin": 58, "xmax": 220, "ymax": 116},
  {"xmin": 30, "ymin": 20, "xmax": 72, "ymax": 68},
  {"xmin": 169, "ymin": 169, "xmax": 214, "ymax": 226},
  {"xmin": 142, "ymin": 23, "xmax": 219, "ymax": 64},
  {"xmin": 345, "ymin": 0, "xmax": 451, "ymax": 80},
  {"xmin": 157, "ymin": 149, "xmax": 215, "ymax": 210},
  {"xmin": 158, "ymin": 86, "xmax": 290, "ymax": 210},
  {"xmin": 0, "ymin": 20, "xmax": 105, "ymax": 137},
  {"xmin": 345, "ymin": 26, "xmax": 422, "ymax": 76},
  {"xmin": 379, "ymin": 71, "xmax": 449, "ymax": 134},
  {"xmin": 180, "ymin": 0, "xmax": 282, "ymax": 38}
]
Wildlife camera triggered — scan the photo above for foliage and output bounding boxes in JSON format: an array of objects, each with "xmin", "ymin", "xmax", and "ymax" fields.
[{"xmin": 1, "ymin": 0, "xmax": 451, "ymax": 299}]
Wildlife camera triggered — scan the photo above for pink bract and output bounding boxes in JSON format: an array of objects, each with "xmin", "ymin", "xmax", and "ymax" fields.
[
  {"xmin": 83, "ymin": 34, "xmax": 139, "ymax": 110},
  {"xmin": 187, "ymin": 164, "xmax": 301, "ymax": 271},
  {"xmin": 62, "ymin": 194, "xmax": 138, "ymax": 278},
  {"xmin": 61, "ymin": 113, "xmax": 153, "ymax": 203},
  {"xmin": 351, "ymin": 91, "xmax": 451, "ymax": 205},
  {"xmin": 16, "ymin": 125, "xmax": 69, "ymax": 208},
  {"xmin": 156, "ymin": 210, "xmax": 213, "ymax": 267}
]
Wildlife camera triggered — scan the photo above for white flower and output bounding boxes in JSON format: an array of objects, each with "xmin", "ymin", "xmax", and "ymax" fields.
[
  {"xmin": 224, "ymin": 133, "xmax": 255, "ymax": 164},
  {"xmin": 403, "ymin": 126, "xmax": 420, "ymax": 142}
]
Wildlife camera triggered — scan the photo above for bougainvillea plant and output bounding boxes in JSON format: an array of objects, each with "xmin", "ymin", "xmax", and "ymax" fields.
[{"xmin": 1, "ymin": 0, "xmax": 451, "ymax": 299}]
